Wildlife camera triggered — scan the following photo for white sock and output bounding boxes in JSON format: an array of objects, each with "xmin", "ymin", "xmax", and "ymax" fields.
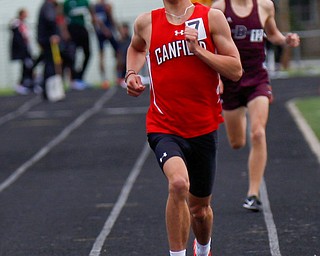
[
  {"xmin": 169, "ymin": 249, "xmax": 186, "ymax": 256},
  {"xmin": 196, "ymin": 238, "xmax": 211, "ymax": 256}
]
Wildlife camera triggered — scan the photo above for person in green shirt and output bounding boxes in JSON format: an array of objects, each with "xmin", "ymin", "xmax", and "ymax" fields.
[{"xmin": 63, "ymin": 0, "xmax": 96, "ymax": 89}]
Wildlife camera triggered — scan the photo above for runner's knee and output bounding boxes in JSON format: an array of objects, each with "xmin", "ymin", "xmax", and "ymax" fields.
[
  {"xmin": 229, "ymin": 138, "xmax": 245, "ymax": 149},
  {"xmin": 250, "ymin": 127, "xmax": 266, "ymax": 144},
  {"xmin": 190, "ymin": 204, "xmax": 211, "ymax": 222},
  {"xmin": 168, "ymin": 176, "xmax": 189, "ymax": 198}
]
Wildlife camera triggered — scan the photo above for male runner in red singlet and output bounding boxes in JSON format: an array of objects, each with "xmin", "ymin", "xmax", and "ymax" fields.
[
  {"xmin": 126, "ymin": 0, "xmax": 242, "ymax": 255},
  {"xmin": 212, "ymin": 0, "xmax": 300, "ymax": 212}
]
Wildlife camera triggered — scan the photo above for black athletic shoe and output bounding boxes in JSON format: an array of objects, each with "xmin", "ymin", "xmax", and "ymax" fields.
[{"xmin": 243, "ymin": 195, "xmax": 262, "ymax": 212}]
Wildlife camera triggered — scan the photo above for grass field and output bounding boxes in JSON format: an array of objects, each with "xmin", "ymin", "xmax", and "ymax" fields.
[
  {"xmin": 0, "ymin": 88, "xmax": 15, "ymax": 96},
  {"xmin": 295, "ymin": 96, "xmax": 320, "ymax": 140}
]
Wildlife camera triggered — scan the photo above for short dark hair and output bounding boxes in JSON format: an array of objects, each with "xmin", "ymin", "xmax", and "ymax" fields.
[{"xmin": 18, "ymin": 8, "xmax": 26, "ymax": 18}]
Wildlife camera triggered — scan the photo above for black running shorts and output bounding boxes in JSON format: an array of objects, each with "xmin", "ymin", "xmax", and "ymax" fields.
[{"xmin": 147, "ymin": 131, "xmax": 218, "ymax": 198}]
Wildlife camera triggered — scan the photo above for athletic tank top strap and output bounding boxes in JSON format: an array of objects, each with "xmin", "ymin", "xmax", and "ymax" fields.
[
  {"xmin": 251, "ymin": 0, "xmax": 260, "ymax": 25},
  {"xmin": 225, "ymin": 0, "xmax": 262, "ymax": 29},
  {"xmin": 225, "ymin": 0, "xmax": 231, "ymax": 14}
]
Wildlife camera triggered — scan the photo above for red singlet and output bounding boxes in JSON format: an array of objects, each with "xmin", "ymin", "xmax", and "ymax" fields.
[{"xmin": 147, "ymin": 3, "xmax": 221, "ymax": 138}]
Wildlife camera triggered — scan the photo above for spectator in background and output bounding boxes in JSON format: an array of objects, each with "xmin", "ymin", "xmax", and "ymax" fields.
[
  {"xmin": 63, "ymin": 0, "xmax": 96, "ymax": 90},
  {"xmin": 9, "ymin": 8, "xmax": 34, "ymax": 95},
  {"xmin": 116, "ymin": 22, "xmax": 150, "ymax": 88},
  {"xmin": 55, "ymin": 2, "xmax": 76, "ymax": 82},
  {"xmin": 37, "ymin": 0, "xmax": 60, "ymax": 100},
  {"xmin": 116, "ymin": 22, "xmax": 131, "ymax": 88},
  {"xmin": 94, "ymin": 0, "xmax": 119, "ymax": 87}
]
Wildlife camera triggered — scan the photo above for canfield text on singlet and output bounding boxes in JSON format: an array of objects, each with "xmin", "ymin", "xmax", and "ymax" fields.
[{"xmin": 155, "ymin": 39, "xmax": 207, "ymax": 65}]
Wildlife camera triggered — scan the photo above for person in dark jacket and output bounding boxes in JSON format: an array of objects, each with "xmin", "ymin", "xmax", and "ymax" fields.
[
  {"xmin": 10, "ymin": 8, "xmax": 34, "ymax": 94},
  {"xmin": 63, "ymin": 0, "xmax": 96, "ymax": 89},
  {"xmin": 94, "ymin": 0, "xmax": 119, "ymax": 85},
  {"xmin": 37, "ymin": 0, "xmax": 60, "ymax": 100},
  {"xmin": 116, "ymin": 22, "xmax": 130, "ymax": 87}
]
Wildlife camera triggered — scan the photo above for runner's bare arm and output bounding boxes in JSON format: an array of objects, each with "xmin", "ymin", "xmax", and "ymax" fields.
[
  {"xmin": 185, "ymin": 9, "xmax": 242, "ymax": 81},
  {"xmin": 263, "ymin": 0, "xmax": 300, "ymax": 47},
  {"xmin": 126, "ymin": 13, "xmax": 151, "ymax": 97}
]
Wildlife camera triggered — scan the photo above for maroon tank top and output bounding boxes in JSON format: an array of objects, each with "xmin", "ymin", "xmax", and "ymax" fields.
[{"xmin": 223, "ymin": 0, "xmax": 269, "ymax": 87}]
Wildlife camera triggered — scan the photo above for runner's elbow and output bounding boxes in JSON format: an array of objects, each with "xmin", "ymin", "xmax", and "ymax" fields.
[{"xmin": 231, "ymin": 66, "xmax": 243, "ymax": 82}]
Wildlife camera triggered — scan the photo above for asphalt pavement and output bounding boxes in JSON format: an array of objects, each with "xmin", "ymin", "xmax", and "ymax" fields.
[{"xmin": 0, "ymin": 76, "xmax": 319, "ymax": 256}]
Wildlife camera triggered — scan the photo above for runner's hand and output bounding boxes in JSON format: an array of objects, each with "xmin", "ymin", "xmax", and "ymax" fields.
[
  {"xmin": 185, "ymin": 26, "xmax": 199, "ymax": 53},
  {"xmin": 126, "ymin": 75, "xmax": 146, "ymax": 97},
  {"xmin": 285, "ymin": 33, "xmax": 300, "ymax": 47}
]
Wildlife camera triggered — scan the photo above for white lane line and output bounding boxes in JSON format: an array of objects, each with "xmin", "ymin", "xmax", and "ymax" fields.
[
  {"xmin": 260, "ymin": 179, "xmax": 281, "ymax": 256},
  {"xmin": 0, "ymin": 88, "xmax": 117, "ymax": 193},
  {"xmin": 103, "ymin": 106, "xmax": 148, "ymax": 115},
  {"xmin": 89, "ymin": 142, "xmax": 150, "ymax": 256},
  {"xmin": 0, "ymin": 97, "xmax": 41, "ymax": 126},
  {"xmin": 247, "ymin": 122, "xmax": 282, "ymax": 255},
  {"xmin": 260, "ymin": 98, "xmax": 320, "ymax": 256},
  {"xmin": 25, "ymin": 110, "xmax": 74, "ymax": 118},
  {"xmin": 286, "ymin": 100, "xmax": 320, "ymax": 164}
]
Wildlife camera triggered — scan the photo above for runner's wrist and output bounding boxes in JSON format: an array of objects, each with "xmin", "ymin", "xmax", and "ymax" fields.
[{"xmin": 125, "ymin": 69, "xmax": 137, "ymax": 83}]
